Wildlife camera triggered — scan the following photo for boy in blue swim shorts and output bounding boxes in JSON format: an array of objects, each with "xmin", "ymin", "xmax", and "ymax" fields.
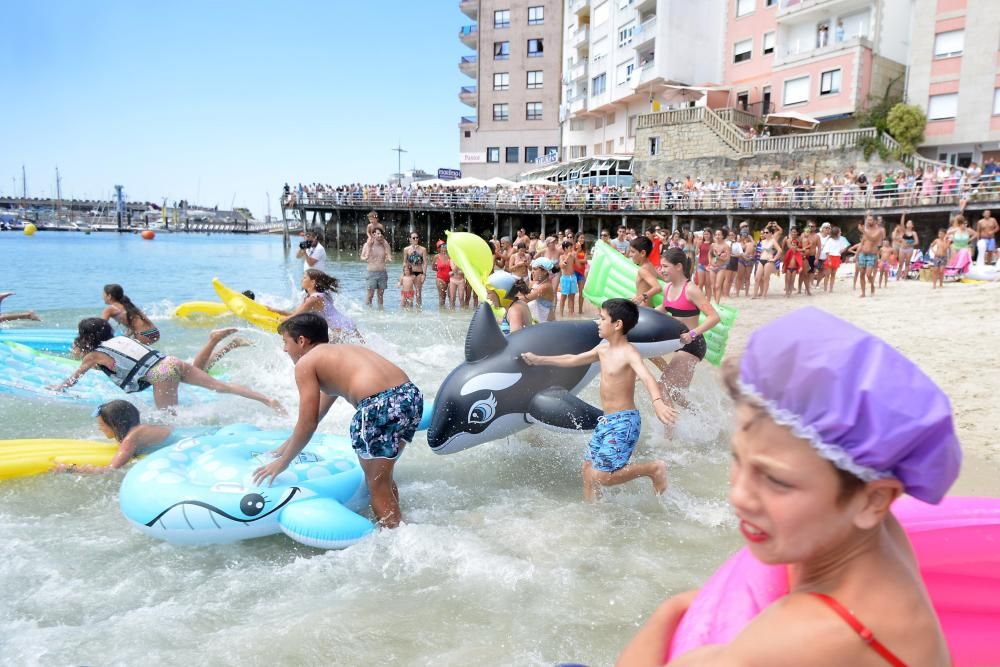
[
  {"xmin": 521, "ymin": 299, "xmax": 676, "ymax": 501},
  {"xmin": 254, "ymin": 313, "xmax": 423, "ymax": 528}
]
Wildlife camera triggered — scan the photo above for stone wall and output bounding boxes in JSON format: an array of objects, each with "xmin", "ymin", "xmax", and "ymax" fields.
[
  {"xmin": 634, "ymin": 131, "xmax": 906, "ymax": 184},
  {"xmin": 633, "ymin": 119, "xmax": 741, "ymax": 167}
]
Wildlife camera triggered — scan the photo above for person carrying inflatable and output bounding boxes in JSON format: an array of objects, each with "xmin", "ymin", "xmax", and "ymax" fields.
[
  {"xmin": 655, "ymin": 248, "xmax": 720, "ymax": 402},
  {"xmin": 485, "ymin": 273, "xmax": 534, "ymax": 334},
  {"xmin": 617, "ymin": 307, "xmax": 960, "ymax": 667},
  {"xmin": 50, "ymin": 319, "xmax": 282, "ymax": 412}
]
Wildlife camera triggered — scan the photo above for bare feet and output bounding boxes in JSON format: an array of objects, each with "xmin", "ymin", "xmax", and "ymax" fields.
[
  {"xmin": 209, "ymin": 327, "xmax": 238, "ymax": 343},
  {"xmin": 0, "ymin": 291, "xmax": 13, "ymax": 304},
  {"xmin": 27, "ymin": 311, "xmax": 40, "ymax": 321},
  {"xmin": 651, "ymin": 460, "xmax": 669, "ymax": 495}
]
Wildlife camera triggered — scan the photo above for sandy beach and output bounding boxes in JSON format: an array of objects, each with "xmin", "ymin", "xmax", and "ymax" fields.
[{"xmin": 715, "ymin": 271, "xmax": 1000, "ymax": 496}]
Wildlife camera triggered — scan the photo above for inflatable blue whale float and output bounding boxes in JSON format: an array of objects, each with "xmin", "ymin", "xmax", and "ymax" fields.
[
  {"xmin": 121, "ymin": 408, "xmax": 432, "ymax": 549},
  {"xmin": 428, "ymin": 303, "xmax": 684, "ymax": 454}
]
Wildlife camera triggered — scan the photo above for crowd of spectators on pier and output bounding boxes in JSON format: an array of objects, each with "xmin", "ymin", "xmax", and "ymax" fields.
[{"xmin": 282, "ymin": 159, "xmax": 999, "ymax": 213}]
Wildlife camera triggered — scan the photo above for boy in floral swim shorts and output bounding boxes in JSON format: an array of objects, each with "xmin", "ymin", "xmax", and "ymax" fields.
[
  {"xmin": 253, "ymin": 313, "xmax": 423, "ymax": 528},
  {"xmin": 521, "ymin": 299, "xmax": 676, "ymax": 500}
]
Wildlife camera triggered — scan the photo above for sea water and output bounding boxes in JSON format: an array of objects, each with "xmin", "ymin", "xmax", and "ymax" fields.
[{"xmin": 0, "ymin": 231, "xmax": 740, "ymax": 666}]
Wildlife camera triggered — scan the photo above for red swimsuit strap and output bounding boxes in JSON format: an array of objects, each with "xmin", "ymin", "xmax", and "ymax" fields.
[{"xmin": 809, "ymin": 593, "xmax": 909, "ymax": 667}]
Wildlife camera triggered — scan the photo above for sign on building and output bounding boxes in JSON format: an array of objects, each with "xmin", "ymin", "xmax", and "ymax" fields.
[
  {"xmin": 438, "ymin": 168, "xmax": 462, "ymax": 180},
  {"xmin": 461, "ymin": 152, "xmax": 486, "ymax": 164}
]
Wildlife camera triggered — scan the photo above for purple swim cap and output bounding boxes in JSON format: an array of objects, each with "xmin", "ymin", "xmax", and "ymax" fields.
[{"xmin": 738, "ymin": 307, "xmax": 961, "ymax": 504}]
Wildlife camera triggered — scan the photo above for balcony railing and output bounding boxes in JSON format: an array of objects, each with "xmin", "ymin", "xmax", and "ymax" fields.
[
  {"xmin": 460, "ymin": 116, "xmax": 477, "ymax": 126},
  {"xmin": 777, "ymin": 34, "xmax": 869, "ymax": 65},
  {"xmin": 570, "ymin": 59, "xmax": 588, "ymax": 81},
  {"xmin": 459, "ymin": 0, "xmax": 478, "ymax": 20},
  {"xmin": 459, "ymin": 24, "xmax": 478, "ymax": 46},
  {"xmin": 459, "ymin": 86, "xmax": 477, "ymax": 106},
  {"xmin": 634, "ymin": 17, "xmax": 657, "ymax": 48},
  {"xmin": 459, "ymin": 54, "xmax": 477, "ymax": 76},
  {"xmin": 570, "ymin": 25, "xmax": 589, "ymax": 50}
]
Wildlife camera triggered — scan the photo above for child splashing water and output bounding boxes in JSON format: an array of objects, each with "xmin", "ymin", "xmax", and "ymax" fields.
[
  {"xmin": 618, "ymin": 307, "xmax": 959, "ymax": 666},
  {"xmin": 52, "ymin": 319, "xmax": 282, "ymax": 412},
  {"xmin": 100, "ymin": 284, "xmax": 160, "ymax": 344},
  {"xmin": 54, "ymin": 400, "xmax": 176, "ymax": 473}
]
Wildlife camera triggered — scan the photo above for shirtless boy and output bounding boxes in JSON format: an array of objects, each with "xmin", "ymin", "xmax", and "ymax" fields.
[
  {"xmin": 978, "ymin": 210, "xmax": 998, "ymax": 265},
  {"xmin": 876, "ymin": 239, "xmax": 894, "ymax": 289},
  {"xmin": 855, "ymin": 215, "xmax": 885, "ymax": 298},
  {"xmin": 253, "ymin": 313, "xmax": 423, "ymax": 528},
  {"xmin": 558, "ymin": 240, "xmax": 577, "ymax": 317},
  {"xmin": 629, "ymin": 236, "xmax": 661, "ymax": 307},
  {"xmin": 521, "ymin": 299, "xmax": 676, "ymax": 500},
  {"xmin": 361, "ymin": 227, "xmax": 392, "ymax": 308}
]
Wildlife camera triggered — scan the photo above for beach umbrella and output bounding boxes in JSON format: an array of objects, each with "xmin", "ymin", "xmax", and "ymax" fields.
[
  {"xmin": 483, "ymin": 176, "xmax": 517, "ymax": 188},
  {"xmin": 765, "ymin": 111, "xmax": 820, "ymax": 131}
]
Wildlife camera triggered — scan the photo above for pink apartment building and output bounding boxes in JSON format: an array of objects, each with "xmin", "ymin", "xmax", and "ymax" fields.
[
  {"xmin": 905, "ymin": 0, "xmax": 1000, "ymax": 167},
  {"xmin": 721, "ymin": 0, "xmax": 910, "ymax": 125}
]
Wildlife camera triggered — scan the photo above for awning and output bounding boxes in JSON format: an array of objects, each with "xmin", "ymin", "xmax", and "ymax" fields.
[{"xmin": 765, "ymin": 110, "xmax": 820, "ymax": 130}]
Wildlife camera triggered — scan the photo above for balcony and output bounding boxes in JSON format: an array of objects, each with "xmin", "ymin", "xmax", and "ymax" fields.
[
  {"xmin": 570, "ymin": 59, "xmax": 588, "ymax": 82},
  {"xmin": 459, "ymin": 115, "xmax": 477, "ymax": 128},
  {"xmin": 570, "ymin": 0, "xmax": 590, "ymax": 17},
  {"xmin": 637, "ymin": 60, "xmax": 658, "ymax": 84},
  {"xmin": 459, "ymin": 86, "xmax": 477, "ymax": 107},
  {"xmin": 459, "ymin": 54, "xmax": 477, "ymax": 77},
  {"xmin": 570, "ymin": 25, "xmax": 589, "ymax": 52},
  {"xmin": 459, "ymin": 24, "xmax": 478, "ymax": 48},
  {"xmin": 569, "ymin": 95, "xmax": 588, "ymax": 115},
  {"xmin": 459, "ymin": 0, "xmax": 478, "ymax": 20},
  {"xmin": 635, "ymin": 0, "xmax": 657, "ymax": 15},
  {"xmin": 775, "ymin": 33, "xmax": 870, "ymax": 66},
  {"xmin": 634, "ymin": 17, "xmax": 657, "ymax": 51},
  {"xmin": 777, "ymin": 0, "xmax": 868, "ymax": 20}
]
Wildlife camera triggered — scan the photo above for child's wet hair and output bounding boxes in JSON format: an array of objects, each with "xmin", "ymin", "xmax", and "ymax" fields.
[
  {"xmin": 278, "ymin": 312, "xmax": 330, "ymax": 344},
  {"xmin": 94, "ymin": 400, "xmax": 141, "ymax": 442},
  {"xmin": 305, "ymin": 269, "xmax": 339, "ymax": 293},
  {"xmin": 601, "ymin": 298, "xmax": 638, "ymax": 334},
  {"xmin": 75, "ymin": 317, "xmax": 114, "ymax": 353},
  {"xmin": 662, "ymin": 248, "xmax": 691, "ymax": 279},
  {"xmin": 630, "ymin": 236, "xmax": 652, "ymax": 256}
]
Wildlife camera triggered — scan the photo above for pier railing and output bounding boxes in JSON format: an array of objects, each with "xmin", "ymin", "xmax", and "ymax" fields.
[{"xmin": 286, "ymin": 180, "xmax": 1000, "ymax": 214}]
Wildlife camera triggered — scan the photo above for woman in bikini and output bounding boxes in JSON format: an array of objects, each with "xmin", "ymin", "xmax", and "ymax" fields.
[
  {"xmin": 402, "ymin": 232, "xmax": 427, "ymax": 306},
  {"xmin": 897, "ymin": 214, "xmax": 919, "ymax": 280},
  {"xmin": 100, "ymin": 284, "xmax": 160, "ymax": 345},
  {"xmin": 707, "ymin": 229, "xmax": 731, "ymax": 303},
  {"xmin": 753, "ymin": 224, "xmax": 782, "ymax": 299},
  {"xmin": 655, "ymin": 248, "xmax": 720, "ymax": 402},
  {"xmin": 618, "ymin": 308, "xmax": 958, "ymax": 667},
  {"xmin": 738, "ymin": 230, "xmax": 756, "ymax": 297}
]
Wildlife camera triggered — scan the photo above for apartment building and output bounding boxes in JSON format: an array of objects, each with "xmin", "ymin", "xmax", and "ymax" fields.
[
  {"xmin": 906, "ymin": 0, "xmax": 1000, "ymax": 167},
  {"xmin": 560, "ymin": 0, "xmax": 726, "ymax": 160},
  {"xmin": 458, "ymin": 0, "xmax": 564, "ymax": 178},
  {"xmin": 723, "ymin": 0, "xmax": 910, "ymax": 125}
]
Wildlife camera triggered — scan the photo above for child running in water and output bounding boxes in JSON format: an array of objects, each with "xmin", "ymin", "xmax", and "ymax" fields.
[
  {"xmin": 521, "ymin": 298, "xmax": 676, "ymax": 500},
  {"xmin": 100, "ymin": 284, "xmax": 160, "ymax": 344},
  {"xmin": 270, "ymin": 269, "xmax": 363, "ymax": 344},
  {"xmin": 52, "ymin": 319, "xmax": 281, "ymax": 411},
  {"xmin": 398, "ymin": 264, "xmax": 416, "ymax": 308}
]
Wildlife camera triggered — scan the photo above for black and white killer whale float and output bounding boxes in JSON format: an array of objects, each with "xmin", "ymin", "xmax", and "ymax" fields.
[{"xmin": 427, "ymin": 304, "xmax": 685, "ymax": 454}]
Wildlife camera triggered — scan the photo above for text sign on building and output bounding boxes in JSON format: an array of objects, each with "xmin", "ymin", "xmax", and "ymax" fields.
[
  {"xmin": 461, "ymin": 152, "xmax": 486, "ymax": 164},
  {"xmin": 438, "ymin": 168, "xmax": 462, "ymax": 180},
  {"xmin": 534, "ymin": 150, "xmax": 559, "ymax": 165}
]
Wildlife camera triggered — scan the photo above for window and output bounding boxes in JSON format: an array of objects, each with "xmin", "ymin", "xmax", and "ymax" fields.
[
  {"xmin": 736, "ymin": 0, "xmax": 755, "ymax": 17},
  {"xmin": 593, "ymin": 1, "xmax": 609, "ymax": 26},
  {"xmin": 765, "ymin": 0, "xmax": 776, "ymax": 5},
  {"xmin": 606, "ymin": 111, "xmax": 616, "ymax": 125},
  {"xmin": 527, "ymin": 70, "xmax": 543, "ymax": 89},
  {"xmin": 593, "ymin": 142, "xmax": 602, "ymax": 156},
  {"xmin": 933, "ymin": 30, "xmax": 964, "ymax": 58},
  {"xmin": 592, "ymin": 36, "xmax": 609, "ymax": 62},
  {"xmin": 494, "ymin": 9, "xmax": 510, "ymax": 28},
  {"xmin": 783, "ymin": 75, "xmax": 810, "ymax": 105},
  {"xmin": 464, "ymin": 130, "xmax": 471, "ymax": 138},
  {"xmin": 627, "ymin": 114, "xmax": 638, "ymax": 137},
  {"xmin": 734, "ymin": 39, "xmax": 752, "ymax": 63},
  {"xmin": 528, "ymin": 39, "xmax": 544, "ymax": 57},
  {"xmin": 526, "ymin": 102, "xmax": 543, "ymax": 120},
  {"xmin": 649, "ymin": 136, "xmax": 660, "ymax": 156},
  {"xmin": 506, "ymin": 147, "xmax": 519, "ymax": 163},
  {"xmin": 618, "ymin": 23, "xmax": 634, "ymax": 47},
  {"xmin": 525, "ymin": 146, "xmax": 539, "ymax": 163},
  {"xmin": 994, "ymin": 89, "xmax": 1000, "ymax": 115},
  {"xmin": 594, "ymin": 115, "xmax": 604, "ymax": 129},
  {"xmin": 570, "ymin": 118, "xmax": 586, "ymax": 131},
  {"xmin": 927, "ymin": 93, "xmax": 958, "ymax": 120},
  {"xmin": 819, "ymin": 69, "xmax": 841, "ymax": 95},
  {"xmin": 494, "ymin": 41, "xmax": 509, "ymax": 60},
  {"xmin": 487, "ymin": 147, "xmax": 500, "ymax": 163},
  {"xmin": 606, "ymin": 139, "xmax": 614, "ymax": 153},
  {"xmin": 544, "ymin": 146, "xmax": 558, "ymax": 158},
  {"xmin": 528, "ymin": 6, "xmax": 543, "ymax": 25},
  {"xmin": 762, "ymin": 31, "xmax": 775, "ymax": 55},
  {"xmin": 494, "ymin": 72, "xmax": 509, "ymax": 91},
  {"xmin": 493, "ymin": 103, "xmax": 509, "ymax": 121},
  {"xmin": 592, "ymin": 72, "xmax": 607, "ymax": 95},
  {"xmin": 615, "ymin": 60, "xmax": 633, "ymax": 85}
]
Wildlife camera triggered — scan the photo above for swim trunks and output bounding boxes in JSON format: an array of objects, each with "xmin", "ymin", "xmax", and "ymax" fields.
[
  {"xmin": 350, "ymin": 381, "xmax": 423, "ymax": 460},
  {"xmin": 828, "ymin": 255, "xmax": 842, "ymax": 270},
  {"xmin": 137, "ymin": 328, "xmax": 161, "ymax": 344},
  {"xmin": 366, "ymin": 270, "xmax": 388, "ymax": 290},
  {"xmin": 559, "ymin": 274, "xmax": 578, "ymax": 295},
  {"xmin": 143, "ymin": 356, "xmax": 184, "ymax": 385},
  {"xmin": 856, "ymin": 252, "xmax": 877, "ymax": 269},
  {"xmin": 587, "ymin": 409, "xmax": 641, "ymax": 472},
  {"xmin": 986, "ymin": 238, "xmax": 997, "ymax": 252}
]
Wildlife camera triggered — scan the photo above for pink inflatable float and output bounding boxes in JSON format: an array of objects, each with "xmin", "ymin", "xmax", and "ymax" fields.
[{"xmin": 667, "ymin": 496, "xmax": 1000, "ymax": 666}]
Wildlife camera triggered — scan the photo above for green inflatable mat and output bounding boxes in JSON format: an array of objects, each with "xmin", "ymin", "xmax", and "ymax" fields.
[{"xmin": 581, "ymin": 241, "xmax": 737, "ymax": 365}]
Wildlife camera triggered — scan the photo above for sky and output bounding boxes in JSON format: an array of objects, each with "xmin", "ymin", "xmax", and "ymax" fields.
[{"xmin": 1, "ymin": 1, "xmax": 467, "ymax": 217}]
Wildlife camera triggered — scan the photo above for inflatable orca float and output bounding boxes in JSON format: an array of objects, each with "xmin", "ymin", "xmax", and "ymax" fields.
[{"xmin": 428, "ymin": 303, "xmax": 684, "ymax": 454}]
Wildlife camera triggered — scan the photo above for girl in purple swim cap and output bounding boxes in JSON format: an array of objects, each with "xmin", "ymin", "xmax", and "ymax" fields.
[{"xmin": 618, "ymin": 307, "xmax": 960, "ymax": 667}]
